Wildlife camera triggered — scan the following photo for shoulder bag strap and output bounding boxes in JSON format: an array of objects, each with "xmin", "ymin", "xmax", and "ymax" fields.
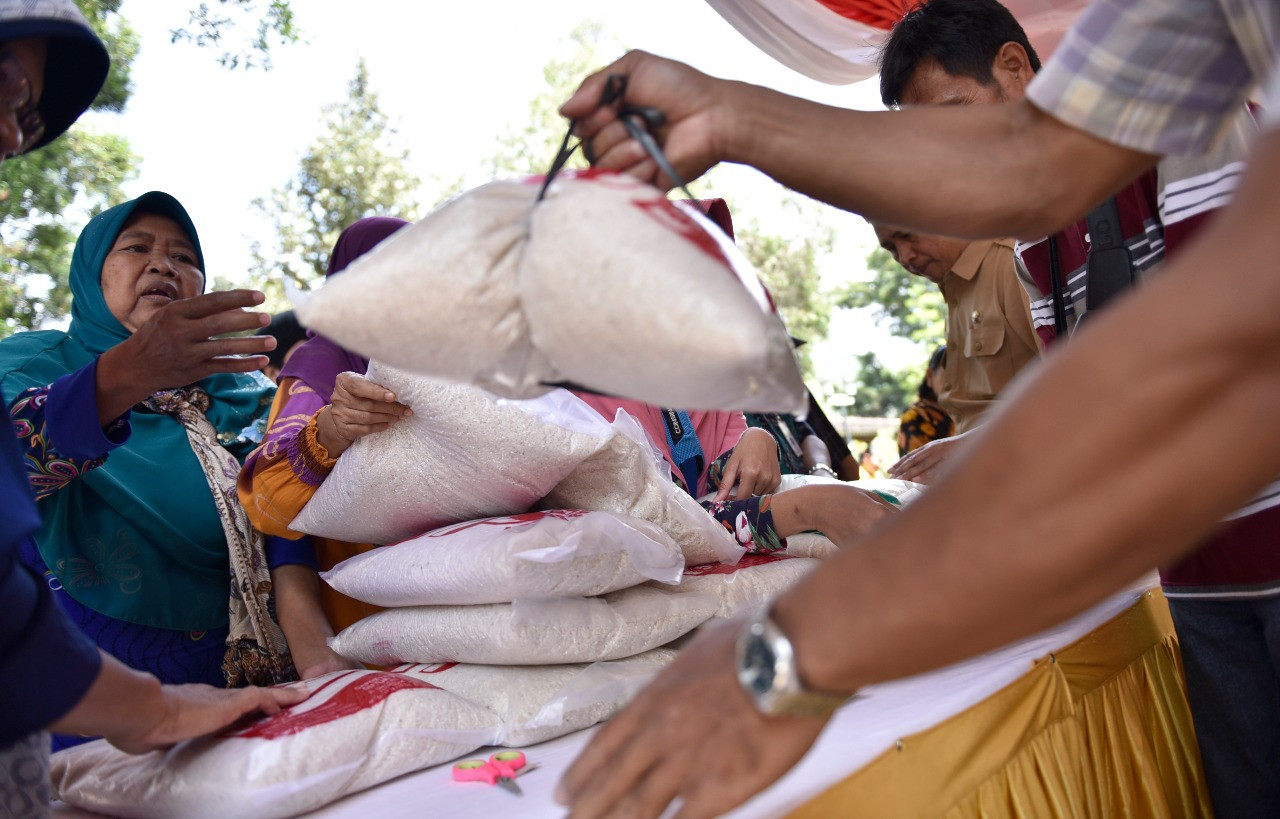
[{"xmin": 1083, "ymin": 196, "xmax": 1135, "ymax": 312}]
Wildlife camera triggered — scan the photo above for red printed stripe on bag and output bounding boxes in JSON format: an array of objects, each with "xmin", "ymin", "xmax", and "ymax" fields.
[
  {"xmin": 683, "ymin": 552, "xmax": 794, "ymax": 576},
  {"xmin": 225, "ymin": 671, "xmax": 440, "ymax": 740}
]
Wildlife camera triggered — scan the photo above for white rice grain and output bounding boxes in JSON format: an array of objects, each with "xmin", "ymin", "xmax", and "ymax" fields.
[
  {"xmin": 328, "ymin": 585, "xmax": 716, "ymax": 666},
  {"xmin": 392, "ymin": 648, "xmax": 677, "ymax": 747},
  {"xmin": 320, "ymin": 510, "xmax": 683, "ymax": 606}
]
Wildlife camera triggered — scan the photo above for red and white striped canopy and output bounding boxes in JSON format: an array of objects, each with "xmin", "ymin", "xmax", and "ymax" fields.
[{"xmin": 704, "ymin": 0, "xmax": 1088, "ymax": 85}]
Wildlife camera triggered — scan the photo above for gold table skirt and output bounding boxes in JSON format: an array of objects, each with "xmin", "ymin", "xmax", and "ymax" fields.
[{"xmin": 792, "ymin": 589, "xmax": 1211, "ymax": 818}]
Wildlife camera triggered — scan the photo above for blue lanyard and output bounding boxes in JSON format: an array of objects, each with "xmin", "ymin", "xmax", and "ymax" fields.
[{"xmin": 661, "ymin": 408, "xmax": 705, "ymax": 496}]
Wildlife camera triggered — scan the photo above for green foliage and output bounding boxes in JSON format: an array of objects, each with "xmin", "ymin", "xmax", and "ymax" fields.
[
  {"xmin": 248, "ymin": 59, "xmax": 421, "ymax": 309},
  {"xmin": 169, "ymin": 0, "xmax": 301, "ymax": 70},
  {"xmin": 0, "ymin": 0, "xmax": 139, "ymax": 337},
  {"xmin": 832, "ymin": 246, "xmax": 945, "ymax": 418},
  {"xmin": 852, "ymin": 351, "xmax": 920, "ymax": 418},
  {"xmin": 81, "ymin": 0, "xmax": 137, "ymax": 112},
  {"xmin": 837, "ymin": 246, "xmax": 946, "ymax": 345},
  {"xmin": 735, "ymin": 205, "xmax": 834, "ymax": 379},
  {"xmin": 486, "ymin": 21, "xmax": 626, "ymax": 178}
]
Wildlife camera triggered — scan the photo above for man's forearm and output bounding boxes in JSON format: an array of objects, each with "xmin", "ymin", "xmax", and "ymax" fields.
[
  {"xmin": 721, "ymin": 82, "xmax": 1157, "ymax": 241},
  {"xmin": 773, "ymin": 130, "xmax": 1280, "ymax": 694}
]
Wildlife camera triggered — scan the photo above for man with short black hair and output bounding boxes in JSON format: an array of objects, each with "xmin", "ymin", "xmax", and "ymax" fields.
[{"xmin": 879, "ymin": 0, "xmax": 1251, "ymax": 349}]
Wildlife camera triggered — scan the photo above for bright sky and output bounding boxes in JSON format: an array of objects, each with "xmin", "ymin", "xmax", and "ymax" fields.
[{"xmin": 77, "ymin": 0, "xmax": 926, "ymax": 391}]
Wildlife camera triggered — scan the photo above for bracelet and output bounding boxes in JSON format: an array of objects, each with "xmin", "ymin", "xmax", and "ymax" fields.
[{"xmin": 808, "ymin": 463, "xmax": 837, "ymax": 478}]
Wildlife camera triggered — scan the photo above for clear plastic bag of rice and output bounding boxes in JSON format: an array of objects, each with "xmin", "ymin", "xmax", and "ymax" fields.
[
  {"xmin": 295, "ymin": 171, "xmax": 806, "ymax": 414},
  {"xmin": 49, "ymin": 669, "xmax": 501, "ymax": 819},
  {"xmin": 652, "ymin": 552, "xmax": 821, "ymax": 619},
  {"xmin": 290, "ymin": 372, "xmax": 615, "ymax": 545},
  {"xmin": 328, "ymin": 585, "xmax": 717, "ymax": 666},
  {"xmin": 320, "ymin": 509, "xmax": 684, "ymax": 606},
  {"xmin": 391, "ymin": 647, "xmax": 677, "ymax": 747},
  {"xmin": 538, "ymin": 408, "xmax": 743, "ymax": 567}
]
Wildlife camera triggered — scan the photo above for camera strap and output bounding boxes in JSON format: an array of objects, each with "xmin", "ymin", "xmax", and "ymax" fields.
[
  {"xmin": 1082, "ymin": 196, "xmax": 1135, "ymax": 312},
  {"xmin": 1046, "ymin": 196, "xmax": 1135, "ymax": 339}
]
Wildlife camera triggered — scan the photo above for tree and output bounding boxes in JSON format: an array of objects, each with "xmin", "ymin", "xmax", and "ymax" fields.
[
  {"xmin": 486, "ymin": 21, "xmax": 625, "ymax": 180},
  {"xmin": 837, "ymin": 246, "xmax": 946, "ymax": 345},
  {"xmin": 831, "ymin": 246, "xmax": 946, "ymax": 417},
  {"xmin": 247, "ymin": 59, "xmax": 421, "ymax": 307},
  {"xmin": 169, "ymin": 0, "xmax": 300, "ymax": 70},
  {"xmin": 851, "ymin": 351, "xmax": 919, "ymax": 418},
  {"xmin": 0, "ymin": 1, "xmax": 304, "ymax": 336},
  {"xmin": 0, "ymin": 0, "xmax": 139, "ymax": 337},
  {"xmin": 735, "ymin": 200, "xmax": 835, "ymax": 379}
]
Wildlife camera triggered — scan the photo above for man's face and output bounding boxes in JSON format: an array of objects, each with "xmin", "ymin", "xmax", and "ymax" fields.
[
  {"xmin": 0, "ymin": 37, "xmax": 47, "ymax": 162},
  {"xmin": 898, "ymin": 52, "xmax": 1029, "ymax": 107},
  {"xmin": 874, "ymin": 224, "xmax": 968, "ymax": 284}
]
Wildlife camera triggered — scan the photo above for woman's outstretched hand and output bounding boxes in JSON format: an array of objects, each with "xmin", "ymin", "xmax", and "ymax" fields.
[
  {"xmin": 51, "ymin": 652, "xmax": 309, "ymax": 755},
  {"xmin": 96, "ymin": 289, "xmax": 275, "ymax": 423}
]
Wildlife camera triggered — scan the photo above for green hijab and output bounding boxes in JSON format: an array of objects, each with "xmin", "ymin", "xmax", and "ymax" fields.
[{"xmin": 0, "ymin": 192, "xmax": 274, "ymax": 630}]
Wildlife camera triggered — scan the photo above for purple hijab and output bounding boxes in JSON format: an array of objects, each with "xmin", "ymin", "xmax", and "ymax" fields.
[{"xmin": 280, "ymin": 217, "xmax": 410, "ymax": 399}]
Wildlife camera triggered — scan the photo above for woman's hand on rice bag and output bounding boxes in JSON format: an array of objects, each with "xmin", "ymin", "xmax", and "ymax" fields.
[
  {"xmin": 714, "ymin": 427, "xmax": 782, "ymax": 501},
  {"xmin": 315, "ymin": 371, "xmax": 412, "ymax": 457},
  {"xmin": 560, "ymin": 50, "xmax": 726, "ymax": 191},
  {"xmin": 52, "ymin": 652, "xmax": 308, "ymax": 755},
  {"xmin": 888, "ymin": 430, "xmax": 971, "ymax": 485},
  {"xmin": 556, "ymin": 619, "xmax": 827, "ymax": 819},
  {"xmin": 106, "ymin": 681, "xmax": 308, "ymax": 754}
]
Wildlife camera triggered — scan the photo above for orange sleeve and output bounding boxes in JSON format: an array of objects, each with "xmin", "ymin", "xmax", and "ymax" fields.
[{"xmin": 237, "ymin": 378, "xmax": 337, "ymax": 538}]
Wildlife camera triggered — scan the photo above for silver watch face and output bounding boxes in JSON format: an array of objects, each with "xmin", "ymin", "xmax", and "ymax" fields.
[
  {"xmin": 738, "ymin": 615, "xmax": 849, "ymax": 717},
  {"xmin": 740, "ymin": 629, "xmax": 777, "ymax": 696}
]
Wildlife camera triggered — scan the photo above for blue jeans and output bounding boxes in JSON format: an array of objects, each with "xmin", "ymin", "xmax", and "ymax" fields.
[{"xmin": 1166, "ymin": 594, "xmax": 1280, "ymax": 819}]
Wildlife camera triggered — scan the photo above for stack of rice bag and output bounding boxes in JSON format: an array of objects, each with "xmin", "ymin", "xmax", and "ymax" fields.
[{"xmin": 51, "ymin": 170, "xmax": 862, "ymax": 817}]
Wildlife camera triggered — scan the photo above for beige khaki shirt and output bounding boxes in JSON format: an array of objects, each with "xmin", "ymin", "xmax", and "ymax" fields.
[{"xmin": 938, "ymin": 239, "xmax": 1041, "ymax": 433}]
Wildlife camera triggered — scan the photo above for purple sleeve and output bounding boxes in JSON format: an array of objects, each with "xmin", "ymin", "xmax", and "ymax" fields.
[
  {"xmin": 266, "ymin": 534, "xmax": 318, "ymax": 571},
  {"xmin": 10, "ymin": 359, "xmax": 131, "ymax": 501},
  {"xmin": 0, "ymin": 538, "xmax": 102, "ymax": 743},
  {"xmin": 242, "ymin": 378, "xmax": 334, "ymax": 489}
]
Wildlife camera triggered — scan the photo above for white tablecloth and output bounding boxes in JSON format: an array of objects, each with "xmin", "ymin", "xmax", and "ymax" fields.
[{"xmin": 52, "ymin": 576, "xmax": 1157, "ymax": 819}]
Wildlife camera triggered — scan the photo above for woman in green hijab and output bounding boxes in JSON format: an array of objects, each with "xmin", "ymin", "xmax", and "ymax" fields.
[{"xmin": 0, "ymin": 191, "xmax": 295, "ymax": 751}]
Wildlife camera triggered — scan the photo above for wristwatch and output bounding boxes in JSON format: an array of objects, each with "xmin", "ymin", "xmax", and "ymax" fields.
[
  {"xmin": 808, "ymin": 463, "xmax": 838, "ymax": 479},
  {"xmin": 735, "ymin": 610, "xmax": 852, "ymax": 718}
]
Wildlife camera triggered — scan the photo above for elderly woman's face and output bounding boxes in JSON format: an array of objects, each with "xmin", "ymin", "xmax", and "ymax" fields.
[{"xmin": 100, "ymin": 212, "xmax": 204, "ymax": 332}]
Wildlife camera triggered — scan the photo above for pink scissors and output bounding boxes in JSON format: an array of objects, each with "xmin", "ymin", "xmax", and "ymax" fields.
[{"xmin": 452, "ymin": 750, "xmax": 536, "ymax": 796}]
